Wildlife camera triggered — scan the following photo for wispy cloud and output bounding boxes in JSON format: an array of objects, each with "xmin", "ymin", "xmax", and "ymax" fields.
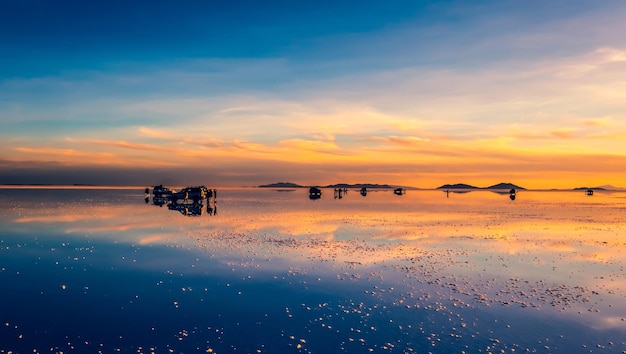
[
  {"xmin": 13, "ymin": 147, "xmax": 114, "ymax": 160},
  {"xmin": 65, "ymin": 137, "xmax": 166, "ymax": 151},
  {"xmin": 581, "ymin": 117, "xmax": 612, "ymax": 127},
  {"xmin": 369, "ymin": 135, "xmax": 430, "ymax": 147}
]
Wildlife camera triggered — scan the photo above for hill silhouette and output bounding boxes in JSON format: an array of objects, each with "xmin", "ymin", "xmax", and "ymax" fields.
[
  {"xmin": 437, "ymin": 183, "xmax": 479, "ymax": 189},
  {"xmin": 259, "ymin": 182, "xmax": 303, "ymax": 188},
  {"xmin": 438, "ymin": 182, "xmax": 525, "ymax": 190},
  {"xmin": 486, "ymin": 182, "xmax": 525, "ymax": 190},
  {"xmin": 258, "ymin": 182, "xmax": 408, "ymax": 189},
  {"xmin": 324, "ymin": 183, "xmax": 396, "ymax": 189}
]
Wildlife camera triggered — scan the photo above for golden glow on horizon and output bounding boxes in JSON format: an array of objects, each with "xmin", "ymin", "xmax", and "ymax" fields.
[
  {"xmin": 7, "ymin": 125, "xmax": 626, "ymax": 189},
  {"xmin": 3, "ymin": 45, "xmax": 626, "ymax": 188}
]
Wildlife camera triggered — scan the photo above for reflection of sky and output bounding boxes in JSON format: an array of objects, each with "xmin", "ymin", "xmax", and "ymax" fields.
[{"xmin": 2, "ymin": 188, "xmax": 626, "ymax": 340}]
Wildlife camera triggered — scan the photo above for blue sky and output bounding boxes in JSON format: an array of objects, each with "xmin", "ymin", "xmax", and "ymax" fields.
[{"xmin": 2, "ymin": 0, "xmax": 626, "ymax": 187}]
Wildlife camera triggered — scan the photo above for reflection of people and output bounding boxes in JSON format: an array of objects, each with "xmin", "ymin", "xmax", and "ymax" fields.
[{"xmin": 206, "ymin": 200, "xmax": 217, "ymax": 215}]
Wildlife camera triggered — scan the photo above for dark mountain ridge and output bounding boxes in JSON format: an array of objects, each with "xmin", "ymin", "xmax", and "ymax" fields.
[
  {"xmin": 258, "ymin": 182, "xmax": 303, "ymax": 188},
  {"xmin": 437, "ymin": 182, "xmax": 525, "ymax": 190},
  {"xmin": 438, "ymin": 183, "xmax": 479, "ymax": 189},
  {"xmin": 259, "ymin": 182, "xmax": 407, "ymax": 189}
]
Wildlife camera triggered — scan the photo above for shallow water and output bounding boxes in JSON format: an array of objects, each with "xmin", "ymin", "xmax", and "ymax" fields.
[{"xmin": 1, "ymin": 187, "xmax": 625, "ymax": 353}]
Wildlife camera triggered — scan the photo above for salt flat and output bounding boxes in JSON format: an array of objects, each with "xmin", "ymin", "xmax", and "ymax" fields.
[{"xmin": 1, "ymin": 188, "xmax": 624, "ymax": 353}]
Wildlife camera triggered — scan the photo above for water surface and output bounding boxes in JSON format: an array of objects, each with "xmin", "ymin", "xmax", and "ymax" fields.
[{"xmin": 1, "ymin": 187, "xmax": 625, "ymax": 353}]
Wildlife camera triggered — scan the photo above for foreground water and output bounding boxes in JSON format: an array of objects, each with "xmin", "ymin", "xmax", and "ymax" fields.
[{"xmin": 1, "ymin": 187, "xmax": 625, "ymax": 353}]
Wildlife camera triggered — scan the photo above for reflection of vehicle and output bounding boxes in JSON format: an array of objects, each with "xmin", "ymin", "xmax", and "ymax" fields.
[
  {"xmin": 394, "ymin": 188, "xmax": 405, "ymax": 195},
  {"xmin": 168, "ymin": 202, "xmax": 204, "ymax": 216},
  {"xmin": 152, "ymin": 196, "xmax": 170, "ymax": 206}
]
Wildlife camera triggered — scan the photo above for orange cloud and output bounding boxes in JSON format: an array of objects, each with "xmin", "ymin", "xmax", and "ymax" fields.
[
  {"xmin": 138, "ymin": 126, "xmax": 172, "ymax": 139},
  {"xmin": 279, "ymin": 139, "xmax": 343, "ymax": 155},
  {"xmin": 13, "ymin": 147, "xmax": 114, "ymax": 160},
  {"xmin": 549, "ymin": 129, "xmax": 576, "ymax": 139},
  {"xmin": 581, "ymin": 117, "xmax": 611, "ymax": 127},
  {"xmin": 369, "ymin": 135, "xmax": 430, "ymax": 146},
  {"xmin": 66, "ymin": 137, "xmax": 166, "ymax": 151}
]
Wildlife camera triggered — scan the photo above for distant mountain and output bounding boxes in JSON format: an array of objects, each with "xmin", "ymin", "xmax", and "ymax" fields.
[
  {"xmin": 573, "ymin": 186, "xmax": 607, "ymax": 191},
  {"xmin": 258, "ymin": 182, "xmax": 304, "ymax": 188},
  {"xmin": 573, "ymin": 184, "xmax": 626, "ymax": 191},
  {"xmin": 485, "ymin": 182, "xmax": 525, "ymax": 190},
  {"xmin": 258, "ymin": 182, "xmax": 410, "ymax": 189},
  {"xmin": 596, "ymin": 184, "xmax": 626, "ymax": 191},
  {"xmin": 324, "ymin": 183, "xmax": 395, "ymax": 189},
  {"xmin": 437, "ymin": 183, "xmax": 479, "ymax": 189}
]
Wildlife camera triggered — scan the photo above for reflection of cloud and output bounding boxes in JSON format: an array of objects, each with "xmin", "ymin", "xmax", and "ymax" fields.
[
  {"xmin": 594, "ymin": 316, "xmax": 626, "ymax": 330},
  {"xmin": 15, "ymin": 213, "xmax": 115, "ymax": 223},
  {"xmin": 66, "ymin": 221, "xmax": 156, "ymax": 234},
  {"xmin": 6, "ymin": 187, "xmax": 626, "ymax": 332},
  {"xmin": 139, "ymin": 235, "xmax": 169, "ymax": 245}
]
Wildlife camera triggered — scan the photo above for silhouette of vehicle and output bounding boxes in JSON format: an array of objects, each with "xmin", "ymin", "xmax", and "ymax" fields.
[
  {"xmin": 152, "ymin": 185, "xmax": 173, "ymax": 198},
  {"xmin": 170, "ymin": 186, "xmax": 209, "ymax": 203},
  {"xmin": 309, "ymin": 187, "xmax": 322, "ymax": 200},
  {"xmin": 360, "ymin": 187, "xmax": 367, "ymax": 197},
  {"xmin": 147, "ymin": 185, "xmax": 217, "ymax": 216}
]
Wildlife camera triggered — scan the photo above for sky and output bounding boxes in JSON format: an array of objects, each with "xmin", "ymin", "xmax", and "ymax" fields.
[{"xmin": 1, "ymin": 0, "xmax": 626, "ymax": 189}]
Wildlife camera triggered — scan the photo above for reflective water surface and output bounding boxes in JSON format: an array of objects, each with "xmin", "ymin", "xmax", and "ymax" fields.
[{"xmin": 1, "ymin": 187, "xmax": 625, "ymax": 353}]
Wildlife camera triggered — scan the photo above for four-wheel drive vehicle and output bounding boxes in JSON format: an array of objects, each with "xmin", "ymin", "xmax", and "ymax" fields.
[{"xmin": 169, "ymin": 186, "xmax": 209, "ymax": 203}]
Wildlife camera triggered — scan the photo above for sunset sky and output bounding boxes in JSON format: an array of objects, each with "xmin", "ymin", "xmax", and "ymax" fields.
[{"xmin": 1, "ymin": 0, "xmax": 626, "ymax": 189}]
